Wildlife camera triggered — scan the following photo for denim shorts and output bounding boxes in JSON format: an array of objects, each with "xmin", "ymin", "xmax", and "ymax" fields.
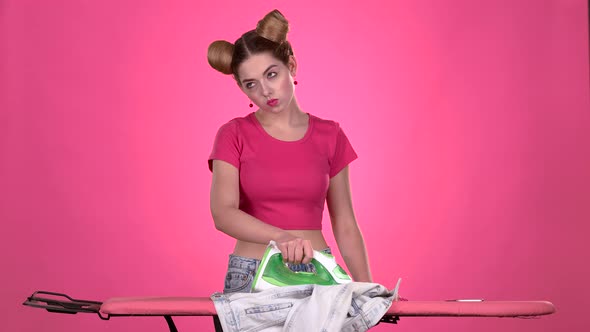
[{"xmin": 223, "ymin": 248, "xmax": 332, "ymax": 294}]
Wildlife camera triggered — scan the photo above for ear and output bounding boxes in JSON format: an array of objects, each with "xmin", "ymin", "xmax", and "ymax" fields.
[{"xmin": 288, "ymin": 55, "xmax": 297, "ymax": 77}]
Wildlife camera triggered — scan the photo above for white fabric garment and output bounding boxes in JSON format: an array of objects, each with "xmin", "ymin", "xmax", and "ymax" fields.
[{"xmin": 212, "ymin": 281, "xmax": 401, "ymax": 332}]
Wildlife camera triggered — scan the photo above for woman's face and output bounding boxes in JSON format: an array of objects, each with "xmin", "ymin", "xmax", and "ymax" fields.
[{"xmin": 236, "ymin": 52, "xmax": 297, "ymax": 113}]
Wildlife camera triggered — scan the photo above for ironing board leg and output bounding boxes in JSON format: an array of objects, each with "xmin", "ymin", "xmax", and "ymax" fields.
[
  {"xmin": 164, "ymin": 316, "xmax": 178, "ymax": 332},
  {"xmin": 213, "ymin": 315, "xmax": 223, "ymax": 332}
]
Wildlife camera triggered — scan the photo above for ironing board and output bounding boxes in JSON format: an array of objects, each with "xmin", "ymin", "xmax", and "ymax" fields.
[{"xmin": 23, "ymin": 290, "xmax": 556, "ymax": 332}]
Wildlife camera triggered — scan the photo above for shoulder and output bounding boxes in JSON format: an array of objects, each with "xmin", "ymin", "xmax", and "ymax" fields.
[
  {"xmin": 209, "ymin": 114, "xmax": 254, "ymax": 171},
  {"xmin": 215, "ymin": 113, "xmax": 255, "ymax": 136},
  {"xmin": 218, "ymin": 113, "xmax": 251, "ymax": 129},
  {"xmin": 310, "ymin": 114, "xmax": 342, "ymax": 136}
]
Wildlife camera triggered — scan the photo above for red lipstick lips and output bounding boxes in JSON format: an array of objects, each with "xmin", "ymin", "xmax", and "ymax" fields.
[{"xmin": 267, "ymin": 99, "xmax": 278, "ymax": 106}]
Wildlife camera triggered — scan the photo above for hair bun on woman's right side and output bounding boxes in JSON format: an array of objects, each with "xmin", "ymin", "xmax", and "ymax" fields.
[
  {"xmin": 256, "ymin": 9, "xmax": 290, "ymax": 43},
  {"xmin": 207, "ymin": 40, "xmax": 235, "ymax": 75}
]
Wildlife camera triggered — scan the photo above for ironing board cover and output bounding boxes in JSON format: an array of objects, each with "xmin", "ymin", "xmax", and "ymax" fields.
[
  {"xmin": 100, "ymin": 297, "xmax": 555, "ymax": 317},
  {"xmin": 101, "ymin": 297, "xmax": 217, "ymax": 316}
]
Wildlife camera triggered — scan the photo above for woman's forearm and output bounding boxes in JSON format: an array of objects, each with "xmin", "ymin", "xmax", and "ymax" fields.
[
  {"xmin": 333, "ymin": 222, "xmax": 373, "ymax": 282},
  {"xmin": 212, "ymin": 206, "xmax": 288, "ymax": 244}
]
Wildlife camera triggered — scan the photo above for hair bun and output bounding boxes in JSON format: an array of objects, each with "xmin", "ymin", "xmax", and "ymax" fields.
[
  {"xmin": 207, "ymin": 40, "xmax": 235, "ymax": 75},
  {"xmin": 256, "ymin": 9, "xmax": 289, "ymax": 43}
]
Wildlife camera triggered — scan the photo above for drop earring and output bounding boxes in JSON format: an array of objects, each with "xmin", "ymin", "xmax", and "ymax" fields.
[
  {"xmin": 294, "ymin": 80, "xmax": 298, "ymax": 85},
  {"xmin": 249, "ymin": 101, "xmax": 253, "ymax": 108}
]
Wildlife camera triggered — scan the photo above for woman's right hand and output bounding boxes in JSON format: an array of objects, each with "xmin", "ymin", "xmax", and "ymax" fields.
[{"xmin": 274, "ymin": 232, "xmax": 313, "ymax": 265}]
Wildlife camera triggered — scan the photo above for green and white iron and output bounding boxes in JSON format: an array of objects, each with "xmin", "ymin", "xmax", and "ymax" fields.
[{"xmin": 251, "ymin": 241, "xmax": 352, "ymax": 292}]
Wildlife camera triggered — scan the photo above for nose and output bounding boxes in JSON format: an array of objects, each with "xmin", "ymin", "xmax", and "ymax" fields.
[{"xmin": 260, "ymin": 81, "xmax": 272, "ymax": 97}]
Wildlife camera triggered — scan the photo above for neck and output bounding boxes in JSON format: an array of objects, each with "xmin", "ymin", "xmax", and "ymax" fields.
[{"xmin": 256, "ymin": 98, "xmax": 305, "ymax": 128}]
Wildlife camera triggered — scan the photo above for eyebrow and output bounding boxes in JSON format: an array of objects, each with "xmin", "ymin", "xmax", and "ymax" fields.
[{"xmin": 241, "ymin": 64, "xmax": 278, "ymax": 84}]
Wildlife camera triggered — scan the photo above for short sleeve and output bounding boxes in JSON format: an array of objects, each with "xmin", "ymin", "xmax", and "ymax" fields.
[
  {"xmin": 208, "ymin": 121, "xmax": 241, "ymax": 171},
  {"xmin": 329, "ymin": 126, "xmax": 358, "ymax": 177}
]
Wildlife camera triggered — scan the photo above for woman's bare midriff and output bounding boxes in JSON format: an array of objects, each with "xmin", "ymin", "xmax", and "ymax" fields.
[{"xmin": 233, "ymin": 230, "xmax": 329, "ymax": 259}]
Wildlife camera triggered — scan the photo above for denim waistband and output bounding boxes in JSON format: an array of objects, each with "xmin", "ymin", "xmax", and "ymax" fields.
[
  {"xmin": 227, "ymin": 247, "xmax": 332, "ymax": 273},
  {"xmin": 227, "ymin": 254, "xmax": 260, "ymax": 272},
  {"xmin": 223, "ymin": 248, "xmax": 333, "ymax": 294}
]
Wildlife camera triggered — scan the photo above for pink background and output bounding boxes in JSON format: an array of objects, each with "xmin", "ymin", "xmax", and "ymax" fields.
[{"xmin": 1, "ymin": 0, "xmax": 589, "ymax": 331}]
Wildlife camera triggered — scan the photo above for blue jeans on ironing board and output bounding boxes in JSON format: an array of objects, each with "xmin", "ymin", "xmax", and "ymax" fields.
[{"xmin": 223, "ymin": 248, "xmax": 332, "ymax": 294}]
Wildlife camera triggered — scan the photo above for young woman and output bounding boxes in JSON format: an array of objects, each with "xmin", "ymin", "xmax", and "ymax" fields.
[{"xmin": 207, "ymin": 9, "xmax": 372, "ymax": 294}]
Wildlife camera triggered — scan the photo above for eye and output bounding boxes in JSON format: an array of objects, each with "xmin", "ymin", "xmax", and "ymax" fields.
[
  {"xmin": 245, "ymin": 82, "xmax": 256, "ymax": 89},
  {"xmin": 267, "ymin": 71, "xmax": 277, "ymax": 79}
]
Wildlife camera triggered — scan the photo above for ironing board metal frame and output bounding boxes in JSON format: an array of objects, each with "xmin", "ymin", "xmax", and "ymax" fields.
[
  {"xmin": 24, "ymin": 290, "xmax": 556, "ymax": 332},
  {"xmin": 23, "ymin": 291, "xmax": 194, "ymax": 332}
]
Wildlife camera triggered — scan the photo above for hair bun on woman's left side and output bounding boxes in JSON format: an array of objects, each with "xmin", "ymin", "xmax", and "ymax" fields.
[
  {"xmin": 207, "ymin": 40, "xmax": 235, "ymax": 75},
  {"xmin": 256, "ymin": 9, "xmax": 290, "ymax": 43}
]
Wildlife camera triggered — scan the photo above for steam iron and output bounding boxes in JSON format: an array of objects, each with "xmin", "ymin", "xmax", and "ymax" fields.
[{"xmin": 251, "ymin": 241, "xmax": 352, "ymax": 292}]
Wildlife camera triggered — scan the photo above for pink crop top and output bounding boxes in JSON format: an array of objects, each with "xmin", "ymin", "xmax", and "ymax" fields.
[{"xmin": 208, "ymin": 112, "xmax": 357, "ymax": 230}]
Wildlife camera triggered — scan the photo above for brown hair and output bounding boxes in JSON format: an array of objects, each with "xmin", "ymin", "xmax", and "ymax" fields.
[{"xmin": 207, "ymin": 10, "xmax": 294, "ymax": 84}]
